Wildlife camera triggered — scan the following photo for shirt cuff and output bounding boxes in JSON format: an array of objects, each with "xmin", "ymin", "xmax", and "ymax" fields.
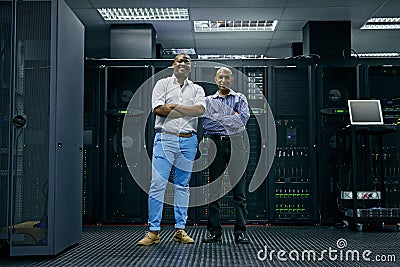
[{"xmin": 152, "ymin": 101, "xmax": 164, "ymax": 111}]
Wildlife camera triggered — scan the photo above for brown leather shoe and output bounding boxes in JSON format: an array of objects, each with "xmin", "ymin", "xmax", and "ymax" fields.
[
  {"xmin": 173, "ymin": 229, "xmax": 194, "ymax": 244},
  {"xmin": 137, "ymin": 231, "xmax": 160, "ymax": 246}
]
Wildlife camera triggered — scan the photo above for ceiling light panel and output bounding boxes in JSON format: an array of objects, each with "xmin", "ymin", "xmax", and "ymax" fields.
[
  {"xmin": 361, "ymin": 17, "xmax": 400, "ymax": 30},
  {"xmin": 353, "ymin": 52, "xmax": 400, "ymax": 58},
  {"xmin": 164, "ymin": 48, "xmax": 196, "ymax": 55},
  {"xmin": 197, "ymin": 55, "xmax": 265, "ymax": 59},
  {"xmin": 194, "ymin": 20, "xmax": 278, "ymax": 32},
  {"xmin": 97, "ymin": 8, "xmax": 189, "ymax": 21}
]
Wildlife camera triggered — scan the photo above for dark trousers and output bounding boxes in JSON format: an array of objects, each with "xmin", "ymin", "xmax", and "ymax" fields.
[{"xmin": 207, "ymin": 134, "xmax": 248, "ymax": 236}]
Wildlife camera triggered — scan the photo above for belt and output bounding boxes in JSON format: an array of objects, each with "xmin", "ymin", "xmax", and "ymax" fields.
[
  {"xmin": 155, "ymin": 129, "xmax": 194, "ymax": 138},
  {"xmin": 206, "ymin": 132, "xmax": 243, "ymax": 141}
]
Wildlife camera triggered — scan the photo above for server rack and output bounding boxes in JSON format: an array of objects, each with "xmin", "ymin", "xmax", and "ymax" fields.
[
  {"xmin": 242, "ymin": 66, "xmax": 268, "ymax": 222},
  {"xmin": 334, "ymin": 64, "xmax": 400, "ymax": 231},
  {"xmin": 367, "ymin": 65, "xmax": 400, "ymax": 215},
  {"xmin": 316, "ymin": 65, "xmax": 360, "ymax": 224},
  {"xmin": 268, "ymin": 65, "xmax": 317, "ymax": 223},
  {"xmin": 0, "ymin": 0, "xmax": 84, "ymax": 256},
  {"xmin": 101, "ymin": 66, "xmax": 152, "ymax": 223},
  {"xmin": 0, "ymin": 1, "xmax": 12, "ymax": 253}
]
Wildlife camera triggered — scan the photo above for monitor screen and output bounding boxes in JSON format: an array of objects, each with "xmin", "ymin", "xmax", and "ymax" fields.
[{"xmin": 348, "ymin": 100, "xmax": 384, "ymax": 125}]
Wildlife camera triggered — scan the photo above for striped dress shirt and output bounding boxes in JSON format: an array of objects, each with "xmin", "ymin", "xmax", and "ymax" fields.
[{"xmin": 202, "ymin": 89, "xmax": 250, "ymax": 136}]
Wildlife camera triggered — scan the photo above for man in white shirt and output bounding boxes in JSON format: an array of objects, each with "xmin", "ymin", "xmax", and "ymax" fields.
[{"xmin": 138, "ymin": 54, "xmax": 206, "ymax": 246}]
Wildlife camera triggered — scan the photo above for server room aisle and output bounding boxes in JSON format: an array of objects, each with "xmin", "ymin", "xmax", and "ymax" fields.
[{"xmin": 0, "ymin": 225, "xmax": 399, "ymax": 266}]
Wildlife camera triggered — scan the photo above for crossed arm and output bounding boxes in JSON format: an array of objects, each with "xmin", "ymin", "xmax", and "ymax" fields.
[
  {"xmin": 207, "ymin": 96, "xmax": 249, "ymax": 125},
  {"xmin": 154, "ymin": 103, "xmax": 205, "ymax": 118}
]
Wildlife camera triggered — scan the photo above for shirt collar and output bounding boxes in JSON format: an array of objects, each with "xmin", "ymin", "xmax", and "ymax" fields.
[
  {"xmin": 171, "ymin": 75, "xmax": 191, "ymax": 86},
  {"xmin": 211, "ymin": 88, "xmax": 237, "ymax": 99}
]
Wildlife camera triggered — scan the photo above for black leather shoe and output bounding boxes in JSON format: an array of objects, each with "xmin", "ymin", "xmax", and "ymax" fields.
[
  {"xmin": 234, "ymin": 232, "xmax": 250, "ymax": 244},
  {"xmin": 202, "ymin": 233, "xmax": 222, "ymax": 243}
]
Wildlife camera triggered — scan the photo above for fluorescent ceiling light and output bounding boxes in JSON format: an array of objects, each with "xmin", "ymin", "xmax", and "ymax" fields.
[
  {"xmin": 97, "ymin": 8, "xmax": 189, "ymax": 21},
  {"xmin": 352, "ymin": 52, "xmax": 400, "ymax": 58},
  {"xmin": 194, "ymin": 20, "xmax": 278, "ymax": 32},
  {"xmin": 197, "ymin": 55, "xmax": 265, "ymax": 59},
  {"xmin": 361, "ymin": 17, "xmax": 400, "ymax": 29},
  {"xmin": 164, "ymin": 48, "xmax": 196, "ymax": 55}
]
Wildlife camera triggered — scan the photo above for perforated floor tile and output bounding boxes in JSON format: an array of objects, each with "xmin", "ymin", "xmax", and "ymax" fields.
[{"xmin": 0, "ymin": 225, "xmax": 399, "ymax": 266}]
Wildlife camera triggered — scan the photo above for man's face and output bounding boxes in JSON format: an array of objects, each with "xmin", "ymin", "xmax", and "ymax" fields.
[
  {"xmin": 172, "ymin": 55, "xmax": 191, "ymax": 78},
  {"xmin": 215, "ymin": 69, "xmax": 234, "ymax": 92}
]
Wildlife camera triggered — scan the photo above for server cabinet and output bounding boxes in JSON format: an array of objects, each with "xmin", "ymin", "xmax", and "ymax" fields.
[
  {"xmin": 102, "ymin": 66, "xmax": 151, "ymax": 222},
  {"xmin": 368, "ymin": 65, "xmax": 400, "ymax": 221},
  {"xmin": 337, "ymin": 64, "xmax": 400, "ymax": 230},
  {"xmin": 367, "ymin": 65, "xmax": 400, "ymax": 126},
  {"xmin": 0, "ymin": 0, "xmax": 84, "ymax": 256},
  {"xmin": 367, "ymin": 66, "xmax": 400, "ymax": 196},
  {"xmin": 268, "ymin": 65, "xmax": 317, "ymax": 223},
  {"xmin": 242, "ymin": 66, "xmax": 270, "ymax": 222},
  {"xmin": 316, "ymin": 65, "xmax": 359, "ymax": 224},
  {"xmin": 0, "ymin": 1, "xmax": 12, "ymax": 253}
]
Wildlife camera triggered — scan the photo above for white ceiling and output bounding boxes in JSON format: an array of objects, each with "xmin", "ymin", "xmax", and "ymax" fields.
[{"xmin": 65, "ymin": 0, "xmax": 400, "ymax": 58}]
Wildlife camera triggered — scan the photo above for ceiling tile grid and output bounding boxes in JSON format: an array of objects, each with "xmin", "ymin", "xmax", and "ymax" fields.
[{"xmin": 65, "ymin": 0, "xmax": 400, "ymax": 58}]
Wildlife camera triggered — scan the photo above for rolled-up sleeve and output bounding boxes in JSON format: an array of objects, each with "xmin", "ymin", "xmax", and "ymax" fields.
[
  {"xmin": 152, "ymin": 79, "xmax": 167, "ymax": 111},
  {"xmin": 193, "ymin": 84, "xmax": 206, "ymax": 109}
]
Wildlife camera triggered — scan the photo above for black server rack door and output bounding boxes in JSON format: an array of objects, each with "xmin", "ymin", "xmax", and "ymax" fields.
[
  {"xmin": 53, "ymin": 0, "xmax": 84, "ymax": 253},
  {"xmin": 243, "ymin": 67, "xmax": 268, "ymax": 222},
  {"xmin": 104, "ymin": 66, "xmax": 150, "ymax": 222},
  {"xmin": 269, "ymin": 66, "xmax": 316, "ymax": 223},
  {"xmin": 8, "ymin": 0, "xmax": 51, "ymax": 250},
  {"xmin": 0, "ymin": 1, "xmax": 12, "ymax": 243},
  {"xmin": 317, "ymin": 66, "xmax": 358, "ymax": 224}
]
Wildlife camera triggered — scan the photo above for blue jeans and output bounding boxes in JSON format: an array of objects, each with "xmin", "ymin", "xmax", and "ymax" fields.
[{"xmin": 148, "ymin": 132, "xmax": 197, "ymax": 231}]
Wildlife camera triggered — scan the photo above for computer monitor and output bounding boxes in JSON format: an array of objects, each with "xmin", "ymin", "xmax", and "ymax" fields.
[{"xmin": 348, "ymin": 99, "xmax": 384, "ymax": 125}]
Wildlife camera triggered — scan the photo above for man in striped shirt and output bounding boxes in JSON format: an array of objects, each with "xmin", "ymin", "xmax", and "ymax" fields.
[{"xmin": 202, "ymin": 67, "xmax": 251, "ymax": 244}]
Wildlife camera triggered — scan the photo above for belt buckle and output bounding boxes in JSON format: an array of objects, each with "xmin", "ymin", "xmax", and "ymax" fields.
[
  {"xmin": 221, "ymin": 135, "xmax": 230, "ymax": 141},
  {"xmin": 211, "ymin": 135, "xmax": 229, "ymax": 141}
]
